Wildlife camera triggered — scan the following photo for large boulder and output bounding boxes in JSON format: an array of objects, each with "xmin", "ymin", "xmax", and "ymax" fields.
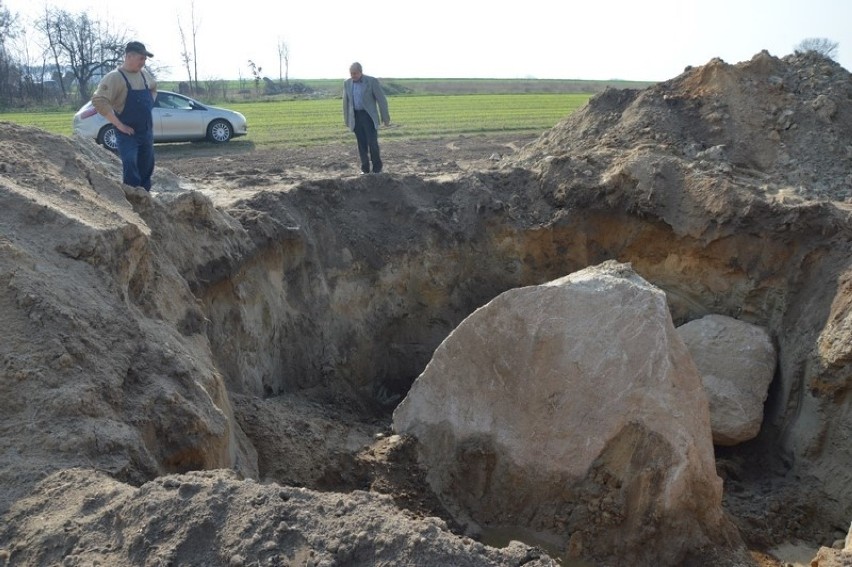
[
  {"xmin": 393, "ymin": 261, "xmax": 742, "ymax": 566},
  {"xmin": 809, "ymin": 546, "xmax": 852, "ymax": 567},
  {"xmin": 677, "ymin": 314, "xmax": 777, "ymax": 446}
]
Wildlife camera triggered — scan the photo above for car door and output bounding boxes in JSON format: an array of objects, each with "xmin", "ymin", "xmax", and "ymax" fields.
[{"xmin": 154, "ymin": 92, "xmax": 206, "ymax": 141}]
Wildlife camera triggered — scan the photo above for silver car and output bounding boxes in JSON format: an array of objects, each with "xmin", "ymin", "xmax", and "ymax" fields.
[{"xmin": 72, "ymin": 90, "xmax": 248, "ymax": 151}]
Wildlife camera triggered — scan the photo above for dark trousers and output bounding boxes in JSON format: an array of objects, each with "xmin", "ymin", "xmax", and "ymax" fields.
[
  {"xmin": 117, "ymin": 129, "xmax": 155, "ymax": 190},
  {"xmin": 354, "ymin": 109, "xmax": 382, "ymax": 173}
]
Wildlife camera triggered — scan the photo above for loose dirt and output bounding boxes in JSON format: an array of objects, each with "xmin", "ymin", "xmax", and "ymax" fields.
[
  {"xmin": 155, "ymin": 134, "xmax": 536, "ymax": 204},
  {"xmin": 3, "ymin": 48, "xmax": 852, "ymax": 567}
]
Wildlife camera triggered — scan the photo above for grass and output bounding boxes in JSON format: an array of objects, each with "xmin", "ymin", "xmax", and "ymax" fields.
[
  {"xmin": 156, "ymin": 77, "xmax": 655, "ymax": 98},
  {"xmin": 1, "ymin": 93, "xmax": 592, "ymax": 149},
  {"xmin": 238, "ymin": 93, "xmax": 590, "ymax": 148},
  {"xmin": 1, "ymin": 109, "xmax": 76, "ymax": 136}
]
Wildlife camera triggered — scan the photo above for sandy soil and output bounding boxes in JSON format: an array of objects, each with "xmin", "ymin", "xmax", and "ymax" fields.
[
  {"xmin": 157, "ymin": 133, "xmax": 802, "ymax": 567},
  {"xmin": 3, "ymin": 49, "xmax": 851, "ymax": 567},
  {"xmin": 155, "ymin": 134, "xmax": 537, "ymax": 204}
]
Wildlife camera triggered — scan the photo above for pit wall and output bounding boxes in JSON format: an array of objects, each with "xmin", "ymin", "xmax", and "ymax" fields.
[{"xmin": 194, "ymin": 173, "xmax": 851, "ymax": 530}]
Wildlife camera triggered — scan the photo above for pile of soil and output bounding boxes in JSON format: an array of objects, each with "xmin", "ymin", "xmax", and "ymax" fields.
[{"xmin": 2, "ymin": 49, "xmax": 852, "ymax": 567}]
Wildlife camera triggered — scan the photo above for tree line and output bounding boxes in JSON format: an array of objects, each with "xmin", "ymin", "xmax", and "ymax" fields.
[
  {"xmin": 0, "ymin": 1, "xmax": 140, "ymax": 109},
  {"xmin": 0, "ymin": 0, "xmax": 840, "ymax": 111},
  {"xmin": 0, "ymin": 0, "xmax": 294, "ymax": 110}
]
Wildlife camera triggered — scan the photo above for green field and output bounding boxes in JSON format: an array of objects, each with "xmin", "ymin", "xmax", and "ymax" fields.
[
  {"xmin": 156, "ymin": 77, "xmax": 654, "ymax": 99},
  {"xmin": 1, "ymin": 93, "xmax": 591, "ymax": 149},
  {"xmin": 1, "ymin": 110, "xmax": 73, "ymax": 135},
  {"xmin": 0, "ymin": 78, "xmax": 656, "ymax": 148},
  {"xmin": 239, "ymin": 94, "xmax": 591, "ymax": 147}
]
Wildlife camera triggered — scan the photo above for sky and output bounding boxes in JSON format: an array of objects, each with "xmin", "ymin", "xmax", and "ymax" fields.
[{"xmin": 4, "ymin": 0, "xmax": 851, "ymax": 82}]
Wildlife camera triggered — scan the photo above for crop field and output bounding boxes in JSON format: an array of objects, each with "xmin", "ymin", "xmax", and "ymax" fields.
[
  {"xmin": 159, "ymin": 77, "xmax": 654, "ymax": 98},
  {"xmin": 2, "ymin": 110, "xmax": 74, "ymax": 136},
  {"xmin": 1, "ymin": 93, "xmax": 592, "ymax": 149},
  {"xmin": 241, "ymin": 93, "xmax": 590, "ymax": 147}
]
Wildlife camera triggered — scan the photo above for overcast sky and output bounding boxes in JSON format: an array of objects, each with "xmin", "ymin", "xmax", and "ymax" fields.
[{"xmin": 4, "ymin": 0, "xmax": 851, "ymax": 82}]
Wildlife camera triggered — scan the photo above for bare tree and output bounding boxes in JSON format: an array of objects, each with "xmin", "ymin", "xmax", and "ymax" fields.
[
  {"xmin": 247, "ymin": 59, "xmax": 262, "ymax": 95},
  {"xmin": 177, "ymin": 16, "xmax": 194, "ymax": 93},
  {"xmin": 0, "ymin": 0, "xmax": 14, "ymax": 42},
  {"xmin": 36, "ymin": 6, "xmax": 129, "ymax": 103},
  {"xmin": 794, "ymin": 37, "xmax": 839, "ymax": 60},
  {"xmin": 0, "ymin": 0, "xmax": 19, "ymax": 106},
  {"xmin": 277, "ymin": 38, "xmax": 289, "ymax": 86},
  {"xmin": 4, "ymin": 23, "xmax": 58, "ymax": 106},
  {"xmin": 188, "ymin": 0, "xmax": 200, "ymax": 93}
]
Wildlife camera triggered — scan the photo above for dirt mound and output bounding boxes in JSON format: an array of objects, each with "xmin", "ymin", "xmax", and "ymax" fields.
[
  {"xmin": 512, "ymin": 50, "xmax": 852, "ymax": 203},
  {"xmin": 2, "ymin": 50, "xmax": 852, "ymax": 567},
  {"xmin": 508, "ymin": 49, "xmax": 852, "ymax": 555},
  {"xmin": 1, "ymin": 467, "xmax": 554, "ymax": 567}
]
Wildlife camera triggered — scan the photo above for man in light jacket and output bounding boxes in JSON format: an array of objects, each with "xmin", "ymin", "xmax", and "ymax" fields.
[{"xmin": 343, "ymin": 62, "xmax": 390, "ymax": 174}]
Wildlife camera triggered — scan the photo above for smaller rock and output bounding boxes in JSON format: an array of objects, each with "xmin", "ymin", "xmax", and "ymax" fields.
[
  {"xmin": 677, "ymin": 314, "xmax": 777, "ymax": 446},
  {"xmin": 845, "ymin": 520, "xmax": 852, "ymax": 551}
]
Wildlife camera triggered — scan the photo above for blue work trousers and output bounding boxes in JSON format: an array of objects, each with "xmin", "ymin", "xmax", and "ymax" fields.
[{"xmin": 117, "ymin": 129, "xmax": 155, "ymax": 191}]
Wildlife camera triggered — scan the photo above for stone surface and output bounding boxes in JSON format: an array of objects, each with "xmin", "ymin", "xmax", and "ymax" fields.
[
  {"xmin": 677, "ymin": 314, "xmax": 777, "ymax": 445},
  {"xmin": 393, "ymin": 261, "xmax": 741, "ymax": 566},
  {"xmin": 847, "ymin": 521, "xmax": 852, "ymax": 551},
  {"xmin": 809, "ymin": 546, "xmax": 852, "ymax": 567}
]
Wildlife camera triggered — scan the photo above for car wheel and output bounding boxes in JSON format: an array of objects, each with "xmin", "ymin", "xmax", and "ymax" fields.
[
  {"xmin": 206, "ymin": 119, "xmax": 233, "ymax": 143},
  {"xmin": 97, "ymin": 125, "xmax": 119, "ymax": 152}
]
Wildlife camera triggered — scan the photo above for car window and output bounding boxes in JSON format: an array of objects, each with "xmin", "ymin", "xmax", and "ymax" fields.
[{"xmin": 155, "ymin": 93, "xmax": 193, "ymax": 110}]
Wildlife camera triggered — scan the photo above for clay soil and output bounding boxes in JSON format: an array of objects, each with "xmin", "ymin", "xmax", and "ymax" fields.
[{"xmin": 156, "ymin": 134, "xmax": 797, "ymax": 567}]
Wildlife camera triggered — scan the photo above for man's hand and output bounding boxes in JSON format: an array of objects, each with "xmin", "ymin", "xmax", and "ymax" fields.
[{"xmin": 108, "ymin": 111, "xmax": 134, "ymax": 135}]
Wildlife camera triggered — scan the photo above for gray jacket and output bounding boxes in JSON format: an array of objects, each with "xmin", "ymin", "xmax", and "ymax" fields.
[{"xmin": 343, "ymin": 74, "xmax": 390, "ymax": 131}]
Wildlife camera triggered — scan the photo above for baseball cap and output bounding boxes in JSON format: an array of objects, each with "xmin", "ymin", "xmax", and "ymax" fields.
[{"xmin": 125, "ymin": 41, "xmax": 154, "ymax": 58}]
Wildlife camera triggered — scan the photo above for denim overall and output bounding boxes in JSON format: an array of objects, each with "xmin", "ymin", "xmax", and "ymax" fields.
[{"xmin": 116, "ymin": 70, "xmax": 155, "ymax": 190}]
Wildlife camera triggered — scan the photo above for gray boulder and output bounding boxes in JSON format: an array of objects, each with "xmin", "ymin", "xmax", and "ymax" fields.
[
  {"xmin": 393, "ymin": 261, "xmax": 742, "ymax": 566},
  {"xmin": 677, "ymin": 314, "xmax": 777, "ymax": 446}
]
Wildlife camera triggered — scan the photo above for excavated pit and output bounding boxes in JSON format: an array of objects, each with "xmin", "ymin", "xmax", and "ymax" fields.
[
  {"xmin": 2, "ymin": 49, "xmax": 852, "ymax": 566},
  {"xmin": 201, "ymin": 178, "xmax": 816, "ymax": 405},
  {"xmin": 196, "ymin": 160, "xmax": 851, "ymax": 547},
  {"xmin": 181, "ymin": 51, "xmax": 852, "ymax": 555}
]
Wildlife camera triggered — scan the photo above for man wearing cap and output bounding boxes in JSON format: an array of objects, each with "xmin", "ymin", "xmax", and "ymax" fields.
[{"xmin": 92, "ymin": 41, "xmax": 158, "ymax": 191}]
